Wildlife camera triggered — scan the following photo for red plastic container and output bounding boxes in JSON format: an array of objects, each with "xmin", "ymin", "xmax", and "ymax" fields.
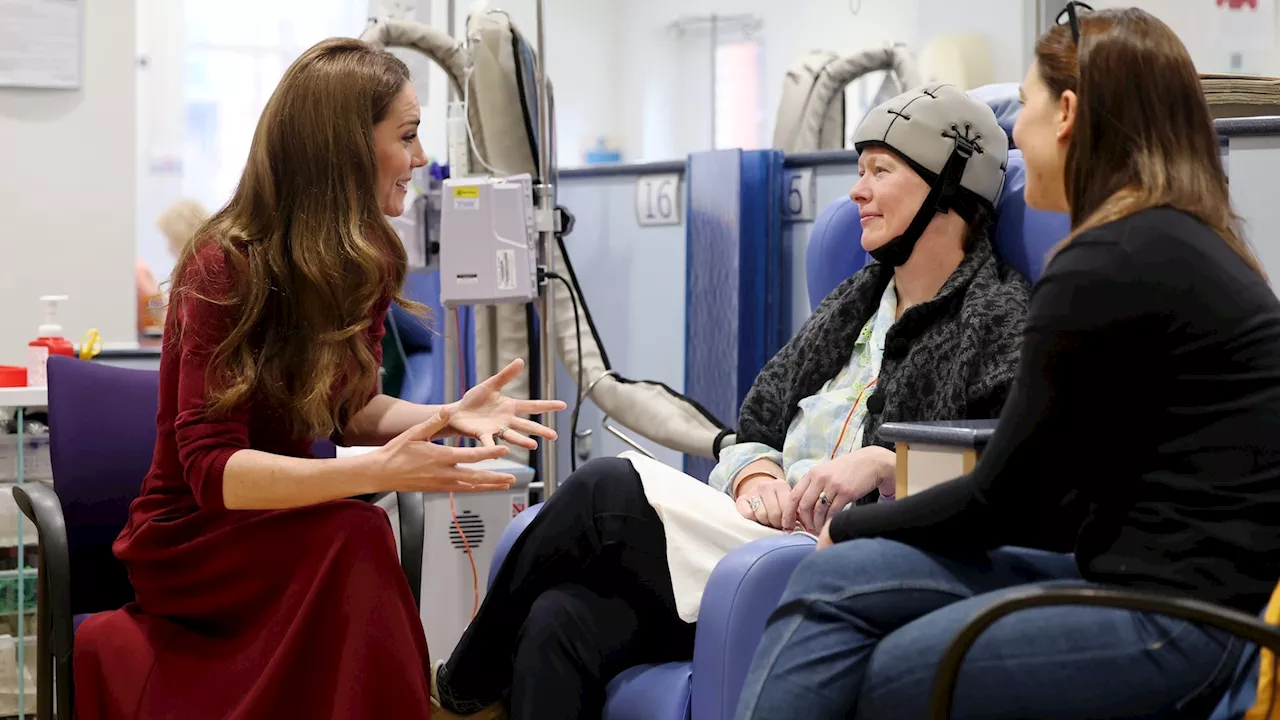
[{"xmin": 0, "ymin": 366, "xmax": 27, "ymax": 387}]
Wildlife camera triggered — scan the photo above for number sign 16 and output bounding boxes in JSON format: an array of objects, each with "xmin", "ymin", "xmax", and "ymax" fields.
[{"xmin": 635, "ymin": 173, "xmax": 682, "ymax": 226}]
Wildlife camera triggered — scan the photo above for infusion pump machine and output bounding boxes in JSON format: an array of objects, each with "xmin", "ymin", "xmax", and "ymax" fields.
[{"xmin": 439, "ymin": 174, "xmax": 541, "ymax": 307}]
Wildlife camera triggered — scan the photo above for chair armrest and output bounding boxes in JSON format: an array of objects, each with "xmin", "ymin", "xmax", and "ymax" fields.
[
  {"xmin": 12, "ymin": 484, "xmax": 74, "ymax": 663},
  {"xmin": 488, "ymin": 503, "xmax": 543, "ymax": 587},
  {"xmin": 395, "ymin": 491, "xmax": 425, "ymax": 610},
  {"xmin": 927, "ymin": 586, "xmax": 1280, "ymax": 720},
  {"xmin": 877, "ymin": 420, "xmax": 998, "ymax": 452},
  {"xmin": 691, "ymin": 535, "xmax": 817, "ymax": 720}
]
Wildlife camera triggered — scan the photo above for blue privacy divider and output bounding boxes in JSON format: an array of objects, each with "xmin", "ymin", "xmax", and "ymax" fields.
[{"xmin": 684, "ymin": 149, "xmax": 788, "ymax": 480}]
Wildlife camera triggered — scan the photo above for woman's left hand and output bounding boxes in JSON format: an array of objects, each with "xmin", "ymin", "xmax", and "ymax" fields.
[
  {"xmin": 792, "ymin": 446, "xmax": 896, "ymax": 532},
  {"xmin": 449, "ymin": 359, "xmax": 568, "ymax": 450}
]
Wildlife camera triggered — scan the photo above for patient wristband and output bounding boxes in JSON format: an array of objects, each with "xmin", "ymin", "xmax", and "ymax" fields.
[{"xmin": 733, "ymin": 470, "xmax": 783, "ymax": 498}]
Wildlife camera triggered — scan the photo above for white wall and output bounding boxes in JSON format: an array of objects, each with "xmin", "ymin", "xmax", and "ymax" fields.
[
  {"xmin": 418, "ymin": 0, "xmax": 1028, "ymax": 165},
  {"xmin": 617, "ymin": 0, "xmax": 915, "ymax": 162},
  {"xmin": 1092, "ymin": 0, "xmax": 1280, "ymax": 75},
  {"xmin": 136, "ymin": 0, "xmax": 185, "ymax": 287},
  {"xmin": 608, "ymin": 0, "xmax": 1028, "ymax": 162},
  {"xmin": 0, "ymin": 1, "xmax": 137, "ymax": 367},
  {"xmin": 917, "ymin": 0, "xmax": 1031, "ymax": 85},
  {"xmin": 431, "ymin": 0, "xmax": 622, "ymax": 168}
]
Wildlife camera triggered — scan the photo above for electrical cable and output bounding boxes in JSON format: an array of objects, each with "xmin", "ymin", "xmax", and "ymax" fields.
[
  {"xmin": 553, "ymin": 229, "xmax": 612, "ymax": 371},
  {"xmin": 542, "ymin": 271, "xmax": 584, "ymax": 471},
  {"xmin": 550, "ymin": 227, "xmax": 727, "ymax": 433},
  {"xmin": 524, "ymin": 302, "xmax": 542, "ymax": 487}
]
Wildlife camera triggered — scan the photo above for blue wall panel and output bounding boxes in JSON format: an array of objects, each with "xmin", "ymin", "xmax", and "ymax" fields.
[
  {"xmin": 685, "ymin": 150, "xmax": 743, "ymax": 480},
  {"xmin": 684, "ymin": 150, "xmax": 788, "ymax": 480}
]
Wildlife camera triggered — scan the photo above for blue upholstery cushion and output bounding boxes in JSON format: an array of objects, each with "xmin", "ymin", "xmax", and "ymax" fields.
[
  {"xmin": 603, "ymin": 662, "xmax": 692, "ymax": 720},
  {"xmin": 991, "ymin": 150, "xmax": 1071, "ymax": 284},
  {"xmin": 805, "ymin": 196, "xmax": 870, "ymax": 311},
  {"xmin": 968, "ymin": 83, "xmax": 1022, "ymax": 145},
  {"xmin": 691, "ymin": 535, "xmax": 817, "ymax": 720}
]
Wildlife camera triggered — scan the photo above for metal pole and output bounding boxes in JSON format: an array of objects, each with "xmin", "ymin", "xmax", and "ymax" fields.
[
  {"xmin": 710, "ymin": 13, "xmax": 718, "ymax": 148},
  {"xmin": 534, "ymin": 0, "xmax": 559, "ymax": 495},
  {"xmin": 444, "ymin": 306, "xmax": 458, "ymax": 409},
  {"xmin": 535, "ymin": 0, "xmax": 551, "ymax": 192},
  {"xmin": 15, "ymin": 406, "xmax": 24, "ymax": 718},
  {"xmin": 447, "ymin": 0, "xmax": 457, "ymax": 102}
]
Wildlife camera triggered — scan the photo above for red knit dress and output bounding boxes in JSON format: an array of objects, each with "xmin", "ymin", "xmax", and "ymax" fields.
[{"xmin": 74, "ymin": 244, "xmax": 433, "ymax": 719}]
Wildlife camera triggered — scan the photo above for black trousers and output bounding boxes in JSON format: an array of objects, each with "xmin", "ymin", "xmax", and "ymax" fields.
[{"xmin": 439, "ymin": 457, "xmax": 696, "ymax": 720}]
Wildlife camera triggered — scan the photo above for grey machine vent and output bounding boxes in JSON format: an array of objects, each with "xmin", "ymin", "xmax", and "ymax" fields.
[{"xmin": 449, "ymin": 511, "xmax": 486, "ymax": 551}]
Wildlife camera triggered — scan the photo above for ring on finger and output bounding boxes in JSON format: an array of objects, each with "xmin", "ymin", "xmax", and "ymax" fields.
[
  {"xmin": 495, "ymin": 426, "xmax": 508, "ymax": 441},
  {"xmin": 748, "ymin": 496, "xmax": 763, "ymax": 512},
  {"xmin": 818, "ymin": 491, "xmax": 831, "ymax": 507}
]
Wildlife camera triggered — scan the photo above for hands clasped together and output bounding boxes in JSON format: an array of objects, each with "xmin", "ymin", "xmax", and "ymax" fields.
[{"xmin": 734, "ymin": 446, "xmax": 896, "ymax": 535}]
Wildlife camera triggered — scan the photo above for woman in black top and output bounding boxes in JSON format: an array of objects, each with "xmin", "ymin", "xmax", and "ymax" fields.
[{"xmin": 735, "ymin": 8, "xmax": 1280, "ymax": 720}]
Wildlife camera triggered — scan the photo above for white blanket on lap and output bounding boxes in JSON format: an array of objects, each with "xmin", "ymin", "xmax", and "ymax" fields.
[{"xmin": 622, "ymin": 451, "xmax": 787, "ymax": 623}]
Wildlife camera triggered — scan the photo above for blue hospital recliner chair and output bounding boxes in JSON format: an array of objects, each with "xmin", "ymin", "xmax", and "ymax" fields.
[
  {"xmin": 389, "ymin": 270, "xmax": 452, "ymax": 407},
  {"xmin": 488, "ymin": 149, "xmax": 1072, "ymax": 720}
]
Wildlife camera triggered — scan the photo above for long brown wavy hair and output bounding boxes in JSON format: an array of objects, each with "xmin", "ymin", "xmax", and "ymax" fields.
[
  {"xmin": 1036, "ymin": 7, "xmax": 1264, "ymax": 276},
  {"xmin": 171, "ymin": 37, "xmax": 425, "ymax": 438}
]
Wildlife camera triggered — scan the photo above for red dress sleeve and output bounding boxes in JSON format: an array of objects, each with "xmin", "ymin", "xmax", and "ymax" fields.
[{"xmin": 172, "ymin": 248, "xmax": 250, "ymax": 511}]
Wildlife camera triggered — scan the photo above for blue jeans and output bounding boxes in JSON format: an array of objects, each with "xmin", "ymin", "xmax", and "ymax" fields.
[{"xmin": 735, "ymin": 539, "xmax": 1243, "ymax": 719}]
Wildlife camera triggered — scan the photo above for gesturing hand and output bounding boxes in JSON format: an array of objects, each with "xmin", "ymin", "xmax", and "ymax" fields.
[
  {"xmin": 735, "ymin": 474, "xmax": 797, "ymax": 530},
  {"xmin": 378, "ymin": 407, "xmax": 518, "ymax": 493},
  {"xmin": 791, "ymin": 446, "xmax": 895, "ymax": 533},
  {"xmin": 450, "ymin": 359, "xmax": 568, "ymax": 449}
]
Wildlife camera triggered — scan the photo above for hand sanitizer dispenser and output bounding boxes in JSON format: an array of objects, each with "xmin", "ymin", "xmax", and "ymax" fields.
[{"xmin": 27, "ymin": 295, "xmax": 75, "ymax": 387}]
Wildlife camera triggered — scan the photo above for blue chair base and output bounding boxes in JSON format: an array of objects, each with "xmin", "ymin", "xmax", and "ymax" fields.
[
  {"xmin": 604, "ymin": 662, "xmax": 692, "ymax": 720},
  {"xmin": 490, "ymin": 505, "xmax": 816, "ymax": 720}
]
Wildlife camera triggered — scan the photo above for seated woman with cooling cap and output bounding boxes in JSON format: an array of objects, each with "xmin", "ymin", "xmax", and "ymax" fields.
[
  {"xmin": 735, "ymin": 7, "xmax": 1280, "ymax": 720},
  {"xmin": 430, "ymin": 85, "xmax": 1031, "ymax": 720}
]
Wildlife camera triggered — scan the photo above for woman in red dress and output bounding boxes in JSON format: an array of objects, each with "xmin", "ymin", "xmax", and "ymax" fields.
[{"xmin": 74, "ymin": 37, "xmax": 565, "ymax": 719}]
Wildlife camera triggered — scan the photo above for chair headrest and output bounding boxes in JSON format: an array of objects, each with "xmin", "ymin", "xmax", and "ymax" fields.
[
  {"xmin": 992, "ymin": 150, "xmax": 1072, "ymax": 283},
  {"xmin": 968, "ymin": 83, "xmax": 1021, "ymax": 147},
  {"xmin": 804, "ymin": 150, "xmax": 1071, "ymax": 308},
  {"xmin": 805, "ymin": 195, "xmax": 870, "ymax": 311}
]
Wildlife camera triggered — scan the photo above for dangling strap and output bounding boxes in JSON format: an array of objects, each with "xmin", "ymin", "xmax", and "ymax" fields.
[{"xmin": 867, "ymin": 130, "xmax": 977, "ymax": 266}]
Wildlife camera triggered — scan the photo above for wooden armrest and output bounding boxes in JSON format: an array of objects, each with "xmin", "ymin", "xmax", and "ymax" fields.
[{"xmin": 879, "ymin": 420, "xmax": 999, "ymax": 498}]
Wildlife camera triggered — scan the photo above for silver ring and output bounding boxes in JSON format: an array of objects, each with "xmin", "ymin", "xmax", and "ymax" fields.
[
  {"xmin": 495, "ymin": 426, "xmax": 508, "ymax": 441},
  {"xmin": 819, "ymin": 491, "xmax": 831, "ymax": 507},
  {"xmin": 748, "ymin": 496, "xmax": 763, "ymax": 512}
]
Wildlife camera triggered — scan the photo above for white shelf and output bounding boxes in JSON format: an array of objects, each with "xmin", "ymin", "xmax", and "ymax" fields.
[{"xmin": 0, "ymin": 389, "xmax": 45, "ymax": 408}]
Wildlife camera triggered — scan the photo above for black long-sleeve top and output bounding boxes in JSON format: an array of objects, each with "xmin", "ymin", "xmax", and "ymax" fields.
[{"xmin": 829, "ymin": 207, "xmax": 1280, "ymax": 614}]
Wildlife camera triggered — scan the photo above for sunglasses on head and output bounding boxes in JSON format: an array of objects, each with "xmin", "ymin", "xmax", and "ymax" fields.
[{"xmin": 1055, "ymin": 1, "xmax": 1094, "ymax": 45}]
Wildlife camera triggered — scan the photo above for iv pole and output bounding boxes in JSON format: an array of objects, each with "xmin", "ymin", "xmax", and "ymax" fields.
[
  {"xmin": 534, "ymin": 0, "xmax": 559, "ymax": 496},
  {"xmin": 439, "ymin": 0, "xmax": 558, "ymax": 494}
]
